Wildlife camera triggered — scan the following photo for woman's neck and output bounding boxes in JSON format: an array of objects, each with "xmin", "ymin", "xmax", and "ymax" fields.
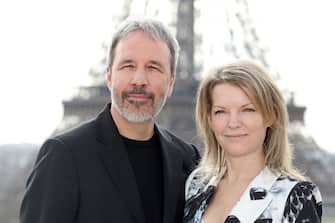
[{"xmin": 224, "ymin": 155, "xmax": 265, "ymax": 184}]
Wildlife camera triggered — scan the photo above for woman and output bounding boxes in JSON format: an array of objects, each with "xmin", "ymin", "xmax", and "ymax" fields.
[{"xmin": 184, "ymin": 61, "xmax": 322, "ymax": 223}]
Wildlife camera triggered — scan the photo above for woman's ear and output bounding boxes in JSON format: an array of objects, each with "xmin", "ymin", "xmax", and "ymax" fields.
[{"xmin": 265, "ymin": 115, "xmax": 275, "ymax": 128}]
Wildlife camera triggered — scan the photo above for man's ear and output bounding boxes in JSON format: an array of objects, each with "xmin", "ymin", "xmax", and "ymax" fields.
[
  {"xmin": 106, "ymin": 66, "xmax": 112, "ymax": 90},
  {"xmin": 167, "ymin": 75, "xmax": 176, "ymax": 97}
]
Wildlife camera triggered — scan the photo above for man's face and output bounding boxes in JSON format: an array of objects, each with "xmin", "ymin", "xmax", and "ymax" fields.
[{"xmin": 107, "ymin": 31, "xmax": 175, "ymax": 123}]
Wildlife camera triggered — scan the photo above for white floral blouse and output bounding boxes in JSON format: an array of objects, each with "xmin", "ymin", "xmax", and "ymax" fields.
[{"xmin": 183, "ymin": 167, "xmax": 322, "ymax": 223}]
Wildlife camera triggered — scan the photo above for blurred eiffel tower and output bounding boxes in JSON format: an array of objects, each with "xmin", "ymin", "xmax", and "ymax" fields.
[{"xmin": 53, "ymin": 0, "xmax": 305, "ymax": 143}]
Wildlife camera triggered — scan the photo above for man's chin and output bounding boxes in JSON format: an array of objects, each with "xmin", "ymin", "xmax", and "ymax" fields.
[
  {"xmin": 123, "ymin": 114, "xmax": 154, "ymax": 123},
  {"xmin": 121, "ymin": 109, "xmax": 154, "ymax": 123}
]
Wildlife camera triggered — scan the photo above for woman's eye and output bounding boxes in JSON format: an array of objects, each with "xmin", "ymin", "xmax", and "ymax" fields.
[
  {"xmin": 214, "ymin": 110, "xmax": 225, "ymax": 115},
  {"xmin": 243, "ymin": 108, "xmax": 256, "ymax": 112}
]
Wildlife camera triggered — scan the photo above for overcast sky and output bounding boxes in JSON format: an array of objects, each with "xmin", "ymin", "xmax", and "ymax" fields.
[{"xmin": 0, "ymin": 0, "xmax": 334, "ymax": 154}]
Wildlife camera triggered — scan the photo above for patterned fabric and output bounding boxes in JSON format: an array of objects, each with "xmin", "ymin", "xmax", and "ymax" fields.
[
  {"xmin": 183, "ymin": 167, "xmax": 322, "ymax": 223},
  {"xmin": 282, "ymin": 181, "xmax": 322, "ymax": 223}
]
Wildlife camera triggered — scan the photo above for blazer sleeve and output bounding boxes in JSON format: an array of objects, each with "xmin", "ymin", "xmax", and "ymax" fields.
[
  {"xmin": 283, "ymin": 181, "xmax": 322, "ymax": 223},
  {"xmin": 20, "ymin": 138, "xmax": 79, "ymax": 223}
]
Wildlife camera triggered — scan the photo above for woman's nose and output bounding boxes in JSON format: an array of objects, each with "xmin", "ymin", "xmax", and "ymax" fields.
[{"xmin": 227, "ymin": 113, "xmax": 241, "ymax": 128}]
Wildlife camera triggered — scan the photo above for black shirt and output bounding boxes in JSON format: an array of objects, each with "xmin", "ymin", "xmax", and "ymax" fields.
[{"xmin": 123, "ymin": 133, "xmax": 163, "ymax": 223}]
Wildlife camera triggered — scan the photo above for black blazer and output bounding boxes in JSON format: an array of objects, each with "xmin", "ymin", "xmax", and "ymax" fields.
[{"xmin": 20, "ymin": 104, "xmax": 199, "ymax": 223}]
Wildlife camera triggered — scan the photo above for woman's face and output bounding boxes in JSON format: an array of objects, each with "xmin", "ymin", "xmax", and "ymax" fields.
[{"xmin": 208, "ymin": 83, "xmax": 270, "ymax": 160}]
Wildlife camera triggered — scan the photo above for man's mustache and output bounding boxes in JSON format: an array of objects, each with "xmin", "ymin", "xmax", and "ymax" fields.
[{"xmin": 122, "ymin": 87, "xmax": 155, "ymax": 100}]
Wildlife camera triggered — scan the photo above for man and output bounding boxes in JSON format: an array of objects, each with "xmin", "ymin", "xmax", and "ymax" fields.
[{"xmin": 20, "ymin": 18, "xmax": 199, "ymax": 223}]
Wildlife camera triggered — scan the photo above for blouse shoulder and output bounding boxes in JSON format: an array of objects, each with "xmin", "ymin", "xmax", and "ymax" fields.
[
  {"xmin": 185, "ymin": 169, "xmax": 214, "ymax": 200},
  {"xmin": 283, "ymin": 180, "xmax": 322, "ymax": 222},
  {"xmin": 185, "ymin": 169, "xmax": 203, "ymax": 200}
]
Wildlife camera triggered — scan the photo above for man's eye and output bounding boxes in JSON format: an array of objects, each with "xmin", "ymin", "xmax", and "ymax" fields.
[
  {"xmin": 148, "ymin": 66, "xmax": 162, "ymax": 72},
  {"xmin": 121, "ymin": 64, "xmax": 134, "ymax": 69}
]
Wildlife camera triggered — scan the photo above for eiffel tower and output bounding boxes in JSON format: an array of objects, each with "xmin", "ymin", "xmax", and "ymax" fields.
[{"xmin": 53, "ymin": 0, "xmax": 305, "ymax": 144}]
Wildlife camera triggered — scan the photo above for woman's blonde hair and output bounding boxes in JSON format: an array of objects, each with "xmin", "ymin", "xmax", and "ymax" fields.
[{"xmin": 195, "ymin": 60, "xmax": 303, "ymax": 181}]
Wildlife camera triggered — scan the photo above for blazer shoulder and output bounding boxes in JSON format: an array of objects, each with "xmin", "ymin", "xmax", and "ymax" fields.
[
  {"xmin": 160, "ymin": 127, "xmax": 200, "ymax": 159},
  {"xmin": 55, "ymin": 118, "xmax": 97, "ymax": 141},
  {"xmin": 159, "ymin": 127, "xmax": 199, "ymax": 153},
  {"xmin": 39, "ymin": 118, "xmax": 100, "ymax": 158},
  {"xmin": 158, "ymin": 126, "xmax": 200, "ymax": 172},
  {"xmin": 283, "ymin": 179, "xmax": 323, "ymax": 222},
  {"xmin": 279, "ymin": 177, "xmax": 322, "ymax": 204},
  {"xmin": 291, "ymin": 180, "xmax": 322, "ymax": 202}
]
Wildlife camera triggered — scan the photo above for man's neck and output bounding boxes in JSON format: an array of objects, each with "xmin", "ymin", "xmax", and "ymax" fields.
[{"xmin": 111, "ymin": 107, "xmax": 155, "ymax": 141}]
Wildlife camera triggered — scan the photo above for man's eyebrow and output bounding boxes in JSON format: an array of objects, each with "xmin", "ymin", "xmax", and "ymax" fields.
[{"xmin": 118, "ymin": 59, "xmax": 134, "ymax": 65}]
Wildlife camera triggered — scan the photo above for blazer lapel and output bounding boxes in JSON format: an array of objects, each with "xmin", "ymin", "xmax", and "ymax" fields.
[
  {"xmin": 229, "ymin": 167, "xmax": 279, "ymax": 223},
  {"xmin": 96, "ymin": 105, "xmax": 145, "ymax": 223},
  {"xmin": 156, "ymin": 126, "xmax": 184, "ymax": 223}
]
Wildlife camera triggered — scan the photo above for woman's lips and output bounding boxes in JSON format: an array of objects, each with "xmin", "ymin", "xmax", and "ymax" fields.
[{"xmin": 224, "ymin": 134, "xmax": 248, "ymax": 138}]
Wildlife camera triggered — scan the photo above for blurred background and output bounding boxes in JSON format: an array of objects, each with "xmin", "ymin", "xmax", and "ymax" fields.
[{"xmin": 0, "ymin": 0, "xmax": 334, "ymax": 222}]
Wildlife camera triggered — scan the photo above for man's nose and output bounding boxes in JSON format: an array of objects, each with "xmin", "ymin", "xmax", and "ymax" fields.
[{"xmin": 130, "ymin": 69, "xmax": 149, "ymax": 86}]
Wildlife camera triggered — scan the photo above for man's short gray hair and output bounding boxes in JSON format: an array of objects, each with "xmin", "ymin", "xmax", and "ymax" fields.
[{"xmin": 107, "ymin": 17, "xmax": 180, "ymax": 76}]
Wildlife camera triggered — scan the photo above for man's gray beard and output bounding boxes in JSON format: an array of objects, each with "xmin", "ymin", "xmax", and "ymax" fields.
[{"xmin": 111, "ymin": 89, "xmax": 169, "ymax": 123}]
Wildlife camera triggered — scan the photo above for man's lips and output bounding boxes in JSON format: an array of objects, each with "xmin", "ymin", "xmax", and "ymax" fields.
[{"xmin": 127, "ymin": 94, "xmax": 151, "ymax": 102}]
